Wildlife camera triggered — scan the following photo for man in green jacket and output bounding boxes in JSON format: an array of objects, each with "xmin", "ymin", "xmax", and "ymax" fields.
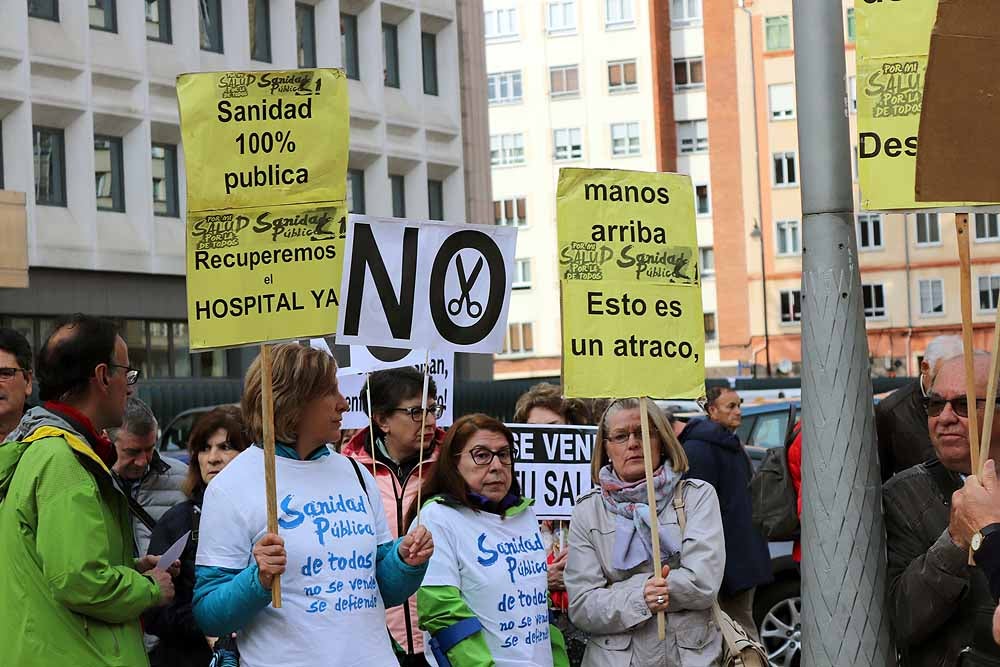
[{"xmin": 0, "ymin": 314, "xmax": 175, "ymax": 667}]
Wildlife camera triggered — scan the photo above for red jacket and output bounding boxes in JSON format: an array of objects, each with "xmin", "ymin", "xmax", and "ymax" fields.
[
  {"xmin": 341, "ymin": 426, "xmax": 444, "ymax": 655},
  {"xmin": 788, "ymin": 424, "xmax": 802, "ymax": 562}
]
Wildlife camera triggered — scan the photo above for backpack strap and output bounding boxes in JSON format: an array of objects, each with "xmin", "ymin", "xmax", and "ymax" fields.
[{"xmin": 348, "ymin": 456, "xmax": 372, "ymax": 503}]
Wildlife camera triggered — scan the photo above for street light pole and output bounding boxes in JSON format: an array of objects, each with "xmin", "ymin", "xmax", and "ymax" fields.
[
  {"xmin": 751, "ymin": 222, "xmax": 772, "ymax": 377},
  {"xmin": 793, "ymin": 1, "xmax": 894, "ymax": 665}
]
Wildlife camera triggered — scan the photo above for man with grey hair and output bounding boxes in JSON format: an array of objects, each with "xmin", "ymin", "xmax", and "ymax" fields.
[
  {"xmin": 876, "ymin": 335, "xmax": 964, "ymax": 482},
  {"xmin": 110, "ymin": 396, "xmax": 186, "ymax": 556}
]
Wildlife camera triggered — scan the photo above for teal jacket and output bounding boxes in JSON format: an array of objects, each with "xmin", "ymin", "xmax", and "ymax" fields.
[
  {"xmin": 0, "ymin": 407, "xmax": 162, "ymax": 667},
  {"xmin": 193, "ymin": 442, "xmax": 426, "ymax": 636}
]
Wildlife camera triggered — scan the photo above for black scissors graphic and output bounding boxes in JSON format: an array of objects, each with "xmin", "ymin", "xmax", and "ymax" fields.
[{"xmin": 447, "ymin": 255, "xmax": 485, "ymax": 318}]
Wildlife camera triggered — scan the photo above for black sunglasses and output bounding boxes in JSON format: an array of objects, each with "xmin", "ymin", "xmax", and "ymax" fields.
[{"xmin": 924, "ymin": 395, "xmax": 1000, "ymax": 418}]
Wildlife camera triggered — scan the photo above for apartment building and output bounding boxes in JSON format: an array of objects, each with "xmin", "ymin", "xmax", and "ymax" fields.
[
  {"xmin": 485, "ymin": 0, "xmax": 729, "ymax": 380},
  {"xmin": 0, "ymin": 0, "xmax": 490, "ymax": 379},
  {"xmin": 710, "ymin": 0, "xmax": 1000, "ymax": 377}
]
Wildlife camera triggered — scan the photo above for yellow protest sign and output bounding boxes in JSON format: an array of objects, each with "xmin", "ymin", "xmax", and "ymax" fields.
[
  {"xmin": 556, "ymin": 168, "xmax": 698, "ymax": 286},
  {"xmin": 856, "ymin": 0, "xmax": 993, "ymax": 210},
  {"xmin": 177, "ymin": 69, "xmax": 348, "ymax": 211},
  {"xmin": 185, "ymin": 203, "xmax": 346, "ymax": 350},
  {"xmin": 557, "ymin": 168, "xmax": 704, "ymax": 399}
]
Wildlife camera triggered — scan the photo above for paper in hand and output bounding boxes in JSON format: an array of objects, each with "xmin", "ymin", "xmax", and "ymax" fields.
[{"xmin": 154, "ymin": 530, "xmax": 191, "ymax": 571}]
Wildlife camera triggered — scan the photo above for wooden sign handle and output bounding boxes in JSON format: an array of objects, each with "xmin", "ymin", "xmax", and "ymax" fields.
[
  {"xmin": 415, "ymin": 350, "xmax": 431, "ymax": 526},
  {"xmin": 639, "ymin": 398, "xmax": 666, "ymax": 640},
  {"xmin": 957, "ymin": 213, "xmax": 981, "ymax": 476},
  {"xmin": 260, "ymin": 343, "xmax": 281, "ymax": 607}
]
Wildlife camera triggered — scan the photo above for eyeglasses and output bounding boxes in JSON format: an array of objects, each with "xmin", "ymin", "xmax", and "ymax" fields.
[
  {"xmin": 606, "ymin": 427, "xmax": 657, "ymax": 446},
  {"xmin": 924, "ymin": 395, "xmax": 1000, "ymax": 418},
  {"xmin": 0, "ymin": 367, "xmax": 29, "ymax": 382},
  {"xmin": 391, "ymin": 404, "xmax": 445, "ymax": 421},
  {"xmin": 108, "ymin": 364, "xmax": 141, "ymax": 386},
  {"xmin": 465, "ymin": 446, "xmax": 518, "ymax": 467}
]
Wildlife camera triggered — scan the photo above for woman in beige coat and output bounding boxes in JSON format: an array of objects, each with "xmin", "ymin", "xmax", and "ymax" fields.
[{"xmin": 565, "ymin": 398, "xmax": 726, "ymax": 666}]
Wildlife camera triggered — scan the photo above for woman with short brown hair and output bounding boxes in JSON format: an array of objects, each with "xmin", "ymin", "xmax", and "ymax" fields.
[
  {"xmin": 192, "ymin": 343, "xmax": 435, "ymax": 667},
  {"xmin": 407, "ymin": 414, "xmax": 569, "ymax": 667}
]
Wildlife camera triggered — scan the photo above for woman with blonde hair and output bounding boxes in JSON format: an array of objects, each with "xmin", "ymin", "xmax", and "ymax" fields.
[
  {"xmin": 192, "ymin": 343, "xmax": 434, "ymax": 667},
  {"xmin": 565, "ymin": 398, "xmax": 726, "ymax": 666}
]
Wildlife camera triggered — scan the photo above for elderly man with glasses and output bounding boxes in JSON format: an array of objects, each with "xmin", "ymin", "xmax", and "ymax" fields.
[
  {"xmin": 0, "ymin": 327, "xmax": 34, "ymax": 442},
  {"xmin": 884, "ymin": 352, "xmax": 1000, "ymax": 667}
]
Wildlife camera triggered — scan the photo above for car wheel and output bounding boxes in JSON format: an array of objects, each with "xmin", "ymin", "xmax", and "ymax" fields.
[{"xmin": 754, "ymin": 579, "xmax": 801, "ymax": 667}]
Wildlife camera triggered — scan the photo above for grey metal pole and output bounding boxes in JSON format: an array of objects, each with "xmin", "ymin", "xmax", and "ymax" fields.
[{"xmin": 792, "ymin": 1, "xmax": 895, "ymax": 665}]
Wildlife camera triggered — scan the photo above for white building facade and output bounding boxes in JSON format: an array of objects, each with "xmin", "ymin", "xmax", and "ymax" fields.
[
  {"xmin": 485, "ymin": 0, "xmax": 723, "ymax": 380},
  {"xmin": 0, "ymin": 0, "xmax": 471, "ymax": 377}
]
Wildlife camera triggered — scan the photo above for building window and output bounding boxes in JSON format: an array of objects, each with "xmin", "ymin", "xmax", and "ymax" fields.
[
  {"xmin": 916, "ymin": 212, "xmax": 940, "ymax": 246},
  {"xmin": 547, "ymin": 1, "xmax": 575, "ymax": 33},
  {"xmin": 606, "ymin": 0, "xmax": 633, "ymax": 27},
  {"xmin": 485, "ymin": 7, "xmax": 518, "ymax": 40},
  {"xmin": 495, "ymin": 197, "xmax": 527, "ymax": 226},
  {"xmin": 151, "ymin": 143, "xmax": 178, "ymax": 217},
  {"xmin": 611, "ymin": 122, "xmax": 640, "ymax": 157},
  {"xmin": 94, "ymin": 135, "xmax": 125, "ymax": 212},
  {"xmin": 501, "ymin": 322, "xmax": 534, "ymax": 355},
  {"xmin": 341, "ymin": 14, "xmax": 360, "ymax": 80},
  {"xmin": 487, "ymin": 71, "xmax": 522, "ymax": 105},
  {"xmin": 699, "ymin": 247, "xmax": 715, "ymax": 276},
  {"xmin": 695, "ymin": 183, "xmax": 710, "ymax": 215},
  {"xmin": 780, "ymin": 290, "xmax": 802, "ymax": 323},
  {"xmin": 975, "ymin": 213, "xmax": 1000, "ymax": 242},
  {"xmin": 671, "ymin": 0, "xmax": 701, "ymax": 26},
  {"xmin": 846, "ymin": 8, "xmax": 855, "ymax": 43},
  {"xmin": 980, "ymin": 275, "xmax": 1000, "ymax": 311},
  {"xmin": 383, "ymin": 23, "xmax": 400, "ymax": 88},
  {"xmin": 29, "ymin": 0, "xmax": 59, "ymax": 20},
  {"xmin": 200, "ymin": 0, "xmax": 223, "ymax": 53},
  {"xmin": 674, "ymin": 57, "xmax": 704, "ymax": 90},
  {"xmin": 608, "ymin": 59, "xmax": 638, "ymax": 92},
  {"xmin": 677, "ymin": 120, "xmax": 708, "ymax": 154},
  {"xmin": 550, "ymin": 65, "xmax": 579, "ymax": 97},
  {"xmin": 862, "ymin": 284, "xmax": 887, "ymax": 319},
  {"xmin": 919, "ymin": 278, "xmax": 944, "ymax": 316},
  {"xmin": 428, "ymin": 179, "xmax": 444, "ymax": 220},
  {"xmin": 296, "ymin": 3, "xmax": 316, "ymax": 68},
  {"xmin": 554, "ymin": 128, "xmax": 583, "ymax": 161},
  {"xmin": 146, "ymin": 0, "xmax": 171, "ymax": 42},
  {"xmin": 33, "ymin": 126, "xmax": 66, "ymax": 207},
  {"xmin": 347, "ymin": 168, "xmax": 365, "ymax": 214},
  {"xmin": 513, "ymin": 259, "xmax": 532, "ymax": 289},
  {"xmin": 490, "ymin": 134, "xmax": 525, "ymax": 166},
  {"xmin": 89, "ymin": 0, "xmax": 116, "ymax": 32},
  {"xmin": 768, "ymin": 83, "xmax": 795, "ymax": 119},
  {"xmin": 848, "ymin": 76, "xmax": 857, "ymax": 113},
  {"xmin": 765, "ymin": 15, "xmax": 791, "ymax": 51},
  {"xmin": 775, "ymin": 219, "xmax": 801, "ymax": 256},
  {"xmin": 249, "ymin": 0, "xmax": 270, "ymax": 62},
  {"xmin": 773, "ymin": 151, "xmax": 797, "ymax": 186},
  {"xmin": 422, "ymin": 32, "xmax": 439, "ymax": 96},
  {"xmin": 857, "ymin": 213, "xmax": 883, "ymax": 250},
  {"xmin": 390, "ymin": 174, "xmax": 405, "ymax": 218},
  {"xmin": 704, "ymin": 312, "xmax": 717, "ymax": 341}
]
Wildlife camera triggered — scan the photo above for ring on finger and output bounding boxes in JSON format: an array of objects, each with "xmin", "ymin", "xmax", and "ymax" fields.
[{"xmin": 656, "ymin": 595, "xmax": 664, "ymax": 605}]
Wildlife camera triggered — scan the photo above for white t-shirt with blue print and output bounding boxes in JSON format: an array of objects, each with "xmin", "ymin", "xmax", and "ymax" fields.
[
  {"xmin": 196, "ymin": 446, "xmax": 396, "ymax": 667},
  {"xmin": 416, "ymin": 500, "xmax": 554, "ymax": 666}
]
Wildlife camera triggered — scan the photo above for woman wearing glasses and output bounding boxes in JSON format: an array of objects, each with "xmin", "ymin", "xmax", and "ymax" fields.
[
  {"xmin": 342, "ymin": 366, "xmax": 446, "ymax": 666},
  {"xmin": 143, "ymin": 406, "xmax": 249, "ymax": 667},
  {"xmin": 193, "ymin": 344, "xmax": 435, "ymax": 667},
  {"xmin": 565, "ymin": 398, "xmax": 725, "ymax": 666},
  {"xmin": 406, "ymin": 414, "xmax": 569, "ymax": 667}
]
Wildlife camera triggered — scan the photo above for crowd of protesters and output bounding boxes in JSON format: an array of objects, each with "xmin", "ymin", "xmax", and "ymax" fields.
[{"xmin": 6, "ymin": 318, "xmax": 1000, "ymax": 666}]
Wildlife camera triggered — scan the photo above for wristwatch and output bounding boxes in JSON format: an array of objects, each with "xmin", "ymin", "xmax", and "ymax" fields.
[{"xmin": 971, "ymin": 523, "xmax": 1000, "ymax": 553}]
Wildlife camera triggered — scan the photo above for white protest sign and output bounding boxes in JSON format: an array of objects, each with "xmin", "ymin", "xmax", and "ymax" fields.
[
  {"xmin": 335, "ymin": 216, "xmax": 518, "ymax": 353},
  {"xmin": 313, "ymin": 340, "xmax": 455, "ymax": 430},
  {"xmin": 509, "ymin": 424, "xmax": 596, "ymax": 520}
]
